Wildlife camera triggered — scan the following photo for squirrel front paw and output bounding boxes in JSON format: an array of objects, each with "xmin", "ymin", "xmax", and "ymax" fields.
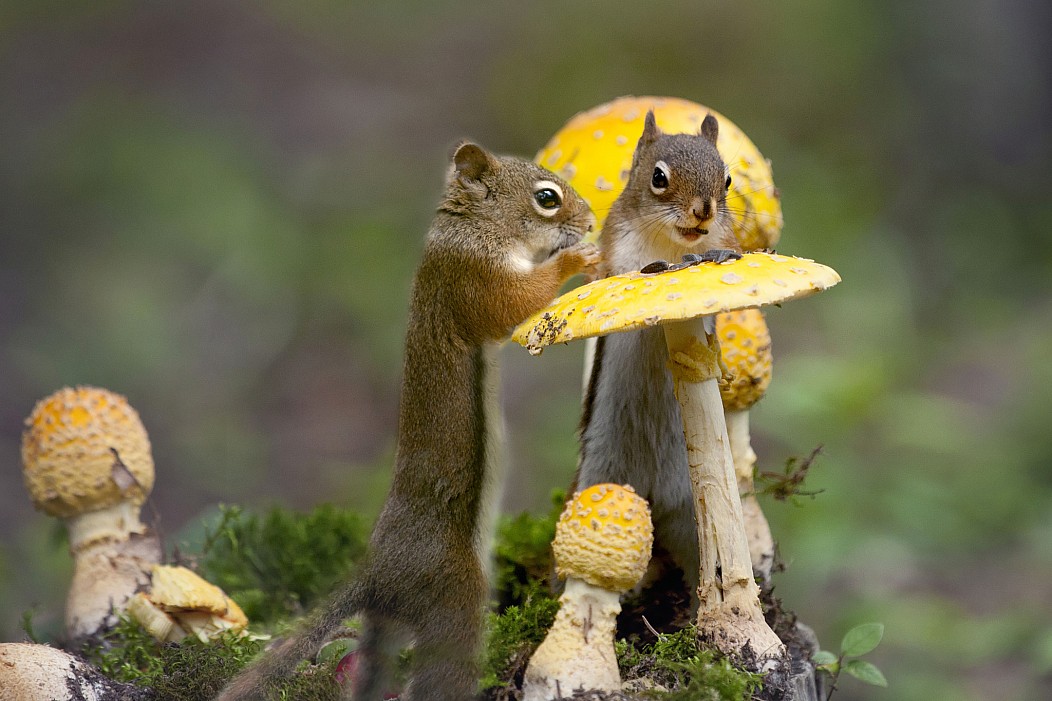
[{"xmin": 561, "ymin": 241, "xmax": 602, "ymax": 280}]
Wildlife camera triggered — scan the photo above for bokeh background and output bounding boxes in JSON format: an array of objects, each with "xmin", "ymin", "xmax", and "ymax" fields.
[{"xmin": 2, "ymin": 1, "xmax": 1051, "ymax": 699}]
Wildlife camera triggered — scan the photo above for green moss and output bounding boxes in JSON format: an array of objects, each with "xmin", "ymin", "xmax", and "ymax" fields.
[
  {"xmin": 197, "ymin": 504, "xmax": 369, "ymax": 627},
  {"xmin": 618, "ymin": 627, "xmax": 763, "ymax": 700},
  {"xmin": 480, "ymin": 583, "xmax": 560, "ymax": 691},
  {"xmin": 81, "ymin": 616, "xmax": 344, "ymax": 701},
  {"xmin": 81, "ymin": 617, "xmax": 261, "ymax": 700},
  {"xmin": 492, "ymin": 490, "xmax": 564, "ymax": 607}
]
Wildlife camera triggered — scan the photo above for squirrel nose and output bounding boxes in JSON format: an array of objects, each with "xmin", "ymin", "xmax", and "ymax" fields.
[{"xmin": 691, "ymin": 198, "xmax": 715, "ymax": 222}]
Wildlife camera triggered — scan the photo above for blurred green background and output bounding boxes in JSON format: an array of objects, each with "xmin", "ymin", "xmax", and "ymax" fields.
[{"xmin": 2, "ymin": 1, "xmax": 1050, "ymax": 699}]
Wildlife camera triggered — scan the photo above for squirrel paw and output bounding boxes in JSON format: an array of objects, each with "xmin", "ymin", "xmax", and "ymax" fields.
[{"xmin": 564, "ymin": 241, "xmax": 602, "ymax": 278}]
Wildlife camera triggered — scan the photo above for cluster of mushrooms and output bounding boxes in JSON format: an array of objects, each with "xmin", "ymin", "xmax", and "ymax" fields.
[
  {"xmin": 1, "ymin": 386, "xmax": 247, "ymax": 699},
  {"xmin": 514, "ymin": 96, "xmax": 840, "ymax": 696},
  {"xmin": 0, "ymin": 96, "xmax": 839, "ymax": 699}
]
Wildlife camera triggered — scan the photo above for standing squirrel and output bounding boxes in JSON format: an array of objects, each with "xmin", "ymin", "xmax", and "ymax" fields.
[
  {"xmin": 217, "ymin": 142, "xmax": 598, "ymax": 701},
  {"xmin": 575, "ymin": 110, "xmax": 740, "ymax": 599}
]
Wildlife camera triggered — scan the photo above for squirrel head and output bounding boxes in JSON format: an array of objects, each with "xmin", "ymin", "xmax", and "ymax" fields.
[
  {"xmin": 440, "ymin": 141, "xmax": 595, "ymax": 254},
  {"xmin": 617, "ymin": 110, "xmax": 733, "ymax": 251}
]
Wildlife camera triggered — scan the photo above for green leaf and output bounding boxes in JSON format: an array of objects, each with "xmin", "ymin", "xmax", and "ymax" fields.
[
  {"xmin": 844, "ymin": 659, "xmax": 888, "ymax": 687},
  {"xmin": 812, "ymin": 650, "xmax": 838, "ymax": 666},
  {"xmin": 840, "ymin": 622, "xmax": 884, "ymax": 657}
]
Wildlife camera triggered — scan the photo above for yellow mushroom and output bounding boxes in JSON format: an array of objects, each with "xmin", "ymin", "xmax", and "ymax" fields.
[
  {"xmin": 717, "ymin": 309, "xmax": 777, "ymax": 582},
  {"xmin": 127, "ymin": 565, "xmax": 248, "ymax": 643},
  {"xmin": 535, "ymin": 95, "xmax": 782, "ymax": 251},
  {"xmin": 522, "ymin": 484, "xmax": 653, "ymax": 700},
  {"xmin": 513, "ymin": 252, "xmax": 840, "ymax": 664},
  {"xmin": 20, "ymin": 386, "xmax": 161, "ymax": 639}
]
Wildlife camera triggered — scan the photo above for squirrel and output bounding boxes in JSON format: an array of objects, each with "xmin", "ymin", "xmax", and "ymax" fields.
[
  {"xmin": 216, "ymin": 142, "xmax": 598, "ymax": 701},
  {"xmin": 574, "ymin": 110, "xmax": 740, "ymax": 601}
]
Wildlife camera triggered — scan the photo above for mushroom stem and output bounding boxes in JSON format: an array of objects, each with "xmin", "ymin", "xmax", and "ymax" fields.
[
  {"xmin": 522, "ymin": 578, "xmax": 622, "ymax": 700},
  {"xmin": 65, "ymin": 505, "xmax": 160, "ymax": 640},
  {"xmin": 726, "ymin": 408, "xmax": 775, "ymax": 582},
  {"xmin": 662, "ymin": 318, "xmax": 785, "ymax": 661}
]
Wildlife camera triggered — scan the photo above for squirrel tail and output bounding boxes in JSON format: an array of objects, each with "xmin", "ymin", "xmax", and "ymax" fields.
[{"xmin": 214, "ymin": 577, "xmax": 368, "ymax": 701}]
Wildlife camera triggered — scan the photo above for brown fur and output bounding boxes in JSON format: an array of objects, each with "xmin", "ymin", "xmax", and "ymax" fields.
[
  {"xmin": 216, "ymin": 143, "xmax": 597, "ymax": 701},
  {"xmin": 575, "ymin": 111, "xmax": 739, "ymax": 603}
]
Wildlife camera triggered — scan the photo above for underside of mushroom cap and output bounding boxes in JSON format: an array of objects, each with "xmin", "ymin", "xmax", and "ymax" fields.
[{"xmin": 513, "ymin": 252, "xmax": 840, "ymax": 353}]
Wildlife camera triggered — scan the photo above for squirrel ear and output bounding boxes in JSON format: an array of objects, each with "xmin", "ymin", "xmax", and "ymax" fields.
[
  {"xmin": 640, "ymin": 110, "xmax": 661, "ymax": 144},
  {"xmin": 699, "ymin": 113, "xmax": 719, "ymax": 145},
  {"xmin": 451, "ymin": 141, "xmax": 495, "ymax": 195}
]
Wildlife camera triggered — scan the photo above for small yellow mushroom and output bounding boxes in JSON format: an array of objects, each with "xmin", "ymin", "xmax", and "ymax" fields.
[
  {"xmin": 20, "ymin": 386, "xmax": 161, "ymax": 639},
  {"xmin": 128, "ymin": 565, "xmax": 248, "ymax": 643},
  {"xmin": 522, "ymin": 484, "xmax": 653, "ymax": 700}
]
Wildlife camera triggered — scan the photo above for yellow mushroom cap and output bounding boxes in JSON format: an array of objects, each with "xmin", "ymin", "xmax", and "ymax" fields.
[
  {"xmin": 514, "ymin": 252, "xmax": 840, "ymax": 354},
  {"xmin": 21, "ymin": 386, "xmax": 154, "ymax": 519},
  {"xmin": 148, "ymin": 565, "xmax": 233, "ymax": 615},
  {"xmin": 536, "ymin": 95, "xmax": 783, "ymax": 250},
  {"xmin": 553, "ymin": 483, "xmax": 653, "ymax": 592},
  {"xmin": 129, "ymin": 565, "xmax": 248, "ymax": 643},
  {"xmin": 717, "ymin": 309, "xmax": 773, "ymax": 411}
]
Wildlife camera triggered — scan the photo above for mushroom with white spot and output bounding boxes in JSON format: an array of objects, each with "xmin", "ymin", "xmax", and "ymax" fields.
[
  {"xmin": 513, "ymin": 252, "xmax": 840, "ymax": 665},
  {"xmin": 20, "ymin": 386, "xmax": 161, "ymax": 640},
  {"xmin": 522, "ymin": 483, "xmax": 653, "ymax": 700}
]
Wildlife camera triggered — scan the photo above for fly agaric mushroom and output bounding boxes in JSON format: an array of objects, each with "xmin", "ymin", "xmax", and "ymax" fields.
[
  {"xmin": 127, "ymin": 564, "xmax": 248, "ymax": 643},
  {"xmin": 514, "ymin": 252, "xmax": 839, "ymax": 664},
  {"xmin": 522, "ymin": 483, "xmax": 653, "ymax": 700},
  {"xmin": 717, "ymin": 308, "xmax": 776, "ymax": 582},
  {"xmin": 21, "ymin": 386, "xmax": 161, "ymax": 640},
  {"xmin": 0, "ymin": 643, "xmax": 144, "ymax": 700},
  {"xmin": 535, "ymin": 95, "xmax": 782, "ymax": 251}
]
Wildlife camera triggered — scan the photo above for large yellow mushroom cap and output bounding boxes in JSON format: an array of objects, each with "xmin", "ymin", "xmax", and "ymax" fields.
[
  {"xmin": 717, "ymin": 309, "xmax": 774, "ymax": 411},
  {"xmin": 514, "ymin": 252, "xmax": 840, "ymax": 353},
  {"xmin": 536, "ymin": 95, "xmax": 783, "ymax": 250},
  {"xmin": 21, "ymin": 386, "xmax": 154, "ymax": 519},
  {"xmin": 553, "ymin": 483, "xmax": 653, "ymax": 592}
]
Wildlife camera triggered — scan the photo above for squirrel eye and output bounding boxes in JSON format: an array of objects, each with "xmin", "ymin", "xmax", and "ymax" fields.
[
  {"xmin": 535, "ymin": 188, "xmax": 560, "ymax": 209},
  {"xmin": 651, "ymin": 161, "xmax": 670, "ymax": 194},
  {"xmin": 532, "ymin": 180, "xmax": 563, "ymax": 217},
  {"xmin": 726, "ymin": 175, "xmax": 732, "ymax": 189}
]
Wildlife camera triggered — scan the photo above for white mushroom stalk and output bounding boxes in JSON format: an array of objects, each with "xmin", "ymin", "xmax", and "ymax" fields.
[
  {"xmin": 522, "ymin": 483, "xmax": 653, "ymax": 700},
  {"xmin": 717, "ymin": 308, "xmax": 776, "ymax": 582},
  {"xmin": 513, "ymin": 252, "xmax": 840, "ymax": 664}
]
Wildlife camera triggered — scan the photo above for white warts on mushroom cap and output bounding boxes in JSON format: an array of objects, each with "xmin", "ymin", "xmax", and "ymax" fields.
[{"xmin": 513, "ymin": 252, "xmax": 839, "ymax": 353}]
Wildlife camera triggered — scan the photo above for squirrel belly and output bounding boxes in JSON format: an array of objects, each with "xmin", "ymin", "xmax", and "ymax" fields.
[{"xmin": 574, "ymin": 110, "xmax": 742, "ymax": 603}]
